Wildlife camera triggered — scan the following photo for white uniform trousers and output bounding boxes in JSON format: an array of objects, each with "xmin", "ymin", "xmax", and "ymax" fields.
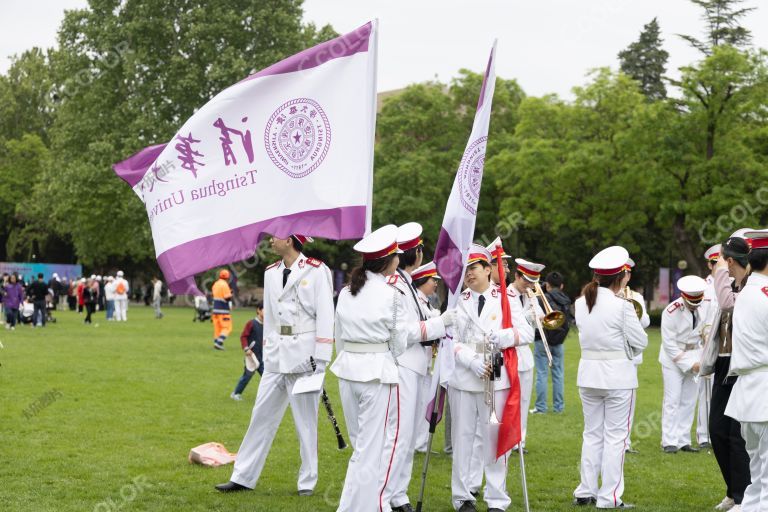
[
  {"xmin": 114, "ymin": 298, "xmax": 128, "ymax": 321},
  {"xmin": 231, "ymin": 371, "xmax": 319, "ymax": 492},
  {"xmin": 449, "ymin": 387, "xmax": 512, "ymax": 511},
  {"xmin": 337, "ymin": 380, "xmax": 398, "ymax": 512},
  {"xmin": 382, "ymin": 367, "xmax": 424, "ymax": 510},
  {"xmin": 413, "ymin": 373, "xmax": 432, "ymax": 452},
  {"xmin": 469, "ymin": 368, "xmax": 533, "ymax": 494},
  {"xmin": 696, "ymin": 376, "xmax": 713, "ymax": 445},
  {"xmin": 574, "ymin": 387, "xmax": 634, "ymax": 509},
  {"xmin": 740, "ymin": 421, "xmax": 768, "ymax": 512},
  {"xmin": 625, "ymin": 389, "xmax": 638, "ymax": 450},
  {"xmin": 661, "ymin": 365, "xmax": 698, "ymax": 448}
]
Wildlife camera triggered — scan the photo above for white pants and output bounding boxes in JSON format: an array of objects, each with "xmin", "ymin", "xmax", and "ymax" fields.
[
  {"xmin": 469, "ymin": 368, "xmax": 533, "ymax": 494},
  {"xmin": 740, "ymin": 421, "xmax": 768, "ymax": 512},
  {"xmin": 114, "ymin": 298, "xmax": 128, "ymax": 321},
  {"xmin": 414, "ymin": 373, "xmax": 432, "ymax": 452},
  {"xmin": 382, "ymin": 367, "xmax": 425, "ymax": 509},
  {"xmin": 696, "ymin": 376, "xmax": 713, "ymax": 445},
  {"xmin": 626, "ymin": 389, "xmax": 638, "ymax": 450},
  {"xmin": 337, "ymin": 380, "xmax": 397, "ymax": 512},
  {"xmin": 574, "ymin": 387, "xmax": 633, "ymax": 509},
  {"xmin": 231, "ymin": 371, "xmax": 319, "ymax": 491},
  {"xmin": 449, "ymin": 387, "xmax": 511, "ymax": 511},
  {"xmin": 661, "ymin": 365, "xmax": 698, "ymax": 448}
]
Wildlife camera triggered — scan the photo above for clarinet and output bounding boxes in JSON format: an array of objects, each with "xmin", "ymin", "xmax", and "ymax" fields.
[{"xmin": 310, "ymin": 357, "xmax": 348, "ymax": 450}]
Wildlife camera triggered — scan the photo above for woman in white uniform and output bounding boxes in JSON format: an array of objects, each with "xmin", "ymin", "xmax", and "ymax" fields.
[
  {"xmin": 331, "ymin": 225, "xmax": 453, "ymax": 512},
  {"xmin": 573, "ymin": 246, "xmax": 648, "ymax": 509}
]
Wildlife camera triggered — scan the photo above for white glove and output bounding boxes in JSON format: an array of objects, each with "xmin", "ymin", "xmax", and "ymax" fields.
[
  {"xmin": 468, "ymin": 358, "xmax": 489, "ymax": 379},
  {"xmin": 290, "ymin": 359, "xmax": 313, "ymax": 373},
  {"xmin": 441, "ymin": 309, "xmax": 457, "ymax": 327},
  {"xmin": 487, "ymin": 332, "xmax": 500, "ymax": 348},
  {"xmin": 313, "ymin": 360, "xmax": 327, "ymax": 374}
]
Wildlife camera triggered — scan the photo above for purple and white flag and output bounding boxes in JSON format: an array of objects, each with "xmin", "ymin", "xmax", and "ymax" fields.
[
  {"xmin": 428, "ymin": 41, "xmax": 497, "ymax": 419},
  {"xmin": 113, "ymin": 22, "xmax": 378, "ymax": 294}
]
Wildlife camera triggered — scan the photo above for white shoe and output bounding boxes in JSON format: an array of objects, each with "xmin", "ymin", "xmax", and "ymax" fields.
[
  {"xmin": 230, "ymin": 393, "xmax": 242, "ymax": 401},
  {"xmin": 730, "ymin": 506, "xmax": 741, "ymax": 512},
  {"xmin": 714, "ymin": 497, "xmax": 735, "ymax": 511}
]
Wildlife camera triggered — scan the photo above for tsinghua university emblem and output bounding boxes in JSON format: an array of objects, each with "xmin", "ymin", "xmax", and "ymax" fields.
[
  {"xmin": 264, "ymin": 98, "xmax": 331, "ymax": 178},
  {"xmin": 458, "ymin": 136, "xmax": 487, "ymax": 215}
]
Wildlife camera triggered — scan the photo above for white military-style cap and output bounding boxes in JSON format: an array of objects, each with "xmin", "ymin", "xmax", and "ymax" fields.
[
  {"xmin": 745, "ymin": 229, "xmax": 768, "ymax": 250},
  {"xmin": 704, "ymin": 244, "xmax": 721, "ymax": 262},
  {"xmin": 467, "ymin": 244, "xmax": 492, "ymax": 266},
  {"xmin": 354, "ymin": 225, "xmax": 401, "ymax": 261},
  {"xmin": 515, "ymin": 258, "xmax": 545, "ymax": 282},
  {"xmin": 677, "ymin": 275, "xmax": 707, "ymax": 306},
  {"xmin": 730, "ymin": 228, "xmax": 754, "ymax": 239},
  {"xmin": 589, "ymin": 246, "xmax": 630, "ymax": 275},
  {"xmin": 117, "ymin": 270, "xmax": 124, "ymax": 277},
  {"xmin": 486, "ymin": 236, "xmax": 511, "ymax": 261},
  {"xmin": 291, "ymin": 235, "xmax": 314, "ymax": 245},
  {"xmin": 624, "ymin": 258, "xmax": 636, "ymax": 271},
  {"xmin": 397, "ymin": 222, "xmax": 424, "ymax": 251},
  {"xmin": 411, "ymin": 261, "xmax": 440, "ymax": 281}
]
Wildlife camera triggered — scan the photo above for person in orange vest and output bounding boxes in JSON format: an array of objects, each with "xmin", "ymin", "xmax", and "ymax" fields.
[{"xmin": 212, "ymin": 269, "xmax": 233, "ymax": 350}]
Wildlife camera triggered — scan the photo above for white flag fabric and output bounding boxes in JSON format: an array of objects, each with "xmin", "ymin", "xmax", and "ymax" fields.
[
  {"xmin": 114, "ymin": 22, "xmax": 378, "ymax": 293},
  {"xmin": 430, "ymin": 41, "xmax": 497, "ymax": 402}
]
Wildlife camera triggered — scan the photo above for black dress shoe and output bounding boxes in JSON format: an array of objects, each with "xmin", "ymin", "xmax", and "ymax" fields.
[
  {"xmin": 457, "ymin": 501, "xmax": 477, "ymax": 512},
  {"xmin": 215, "ymin": 481, "xmax": 250, "ymax": 492},
  {"xmin": 392, "ymin": 504, "xmax": 414, "ymax": 512},
  {"xmin": 625, "ymin": 447, "xmax": 639, "ymax": 454},
  {"xmin": 573, "ymin": 496, "xmax": 596, "ymax": 506},
  {"xmin": 512, "ymin": 447, "xmax": 529, "ymax": 454},
  {"xmin": 663, "ymin": 445, "xmax": 678, "ymax": 453},
  {"xmin": 680, "ymin": 445, "xmax": 700, "ymax": 453},
  {"xmin": 298, "ymin": 489, "xmax": 313, "ymax": 496},
  {"xmin": 489, "ymin": 509, "xmax": 505, "ymax": 512},
  {"xmin": 699, "ymin": 442, "xmax": 711, "ymax": 449}
]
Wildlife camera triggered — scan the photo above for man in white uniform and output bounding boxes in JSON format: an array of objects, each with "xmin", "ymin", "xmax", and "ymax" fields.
[
  {"xmin": 215, "ymin": 235, "xmax": 334, "ymax": 496},
  {"xmin": 449, "ymin": 244, "xmax": 533, "ymax": 512},
  {"xmin": 623, "ymin": 258, "xmax": 649, "ymax": 454},
  {"xmin": 697, "ymin": 244, "xmax": 720, "ymax": 449},
  {"xmin": 382, "ymin": 223, "xmax": 448, "ymax": 512},
  {"xmin": 659, "ymin": 275, "xmax": 711, "ymax": 453},
  {"xmin": 725, "ymin": 229, "xmax": 768, "ymax": 512}
]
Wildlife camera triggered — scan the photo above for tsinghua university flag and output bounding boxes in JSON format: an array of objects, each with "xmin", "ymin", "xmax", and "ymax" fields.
[
  {"xmin": 428, "ymin": 41, "xmax": 497, "ymax": 415},
  {"xmin": 114, "ymin": 22, "xmax": 378, "ymax": 293}
]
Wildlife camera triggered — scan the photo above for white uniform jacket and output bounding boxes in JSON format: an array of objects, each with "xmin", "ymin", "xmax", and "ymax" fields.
[
  {"xmin": 449, "ymin": 284, "xmax": 534, "ymax": 393},
  {"xmin": 392, "ymin": 270, "xmax": 446, "ymax": 376},
  {"xmin": 262, "ymin": 253, "xmax": 335, "ymax": 373},
  {"xmin": 725, "ymin": 272, "xmax": 768, "ymax": 423},
  {"xmin": 331, "ymin": 272, "xmax": 410, "ymax": 384},
  {"xmin": 628, "ymin": 289, "xmax": 649, "ymax": 365},
  {"xmin": 659, "ymin": 297, "xmax": 711, "ymax": 373},
  {"xmin": 575, "ymin": 287, "xmax": 648, "ymax": 390}
]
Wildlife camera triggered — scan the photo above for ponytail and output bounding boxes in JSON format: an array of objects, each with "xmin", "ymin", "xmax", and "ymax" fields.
[
  {"xmin": 580, "ymin": 270, "xmax": 627, "ymax": 313},
  {"xmin": 348, "ymin": 254, "xmax": 398, "ymax": 296}
]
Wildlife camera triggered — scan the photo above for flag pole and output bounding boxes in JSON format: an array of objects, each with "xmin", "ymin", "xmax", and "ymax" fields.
[{"xmin": 415, "ymin": 384, "xmax": 444, "ymax": 512}]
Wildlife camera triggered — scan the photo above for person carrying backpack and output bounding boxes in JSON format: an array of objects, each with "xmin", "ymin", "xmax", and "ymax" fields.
[{"xmin": 532, "ymin": 271, "xmax": 573, "ymax": 414}]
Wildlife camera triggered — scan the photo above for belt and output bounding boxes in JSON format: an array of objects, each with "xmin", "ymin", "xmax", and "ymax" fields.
[
  {"xmin": 581, "ymin": 350, "xmax": 627, "ymax": 361},
  {"xmin": 342, "ymin": 342, "xmax": 389, "ymax": 353},
  {"xmin": 279, "ymin": 322, "xmax": 315, "ymax": 336}
]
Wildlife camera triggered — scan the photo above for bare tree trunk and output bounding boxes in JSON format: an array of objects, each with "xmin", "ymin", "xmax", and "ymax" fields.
[{"xmin": 673, "ymin": 213, "xmax": 704, "ymax": 276}]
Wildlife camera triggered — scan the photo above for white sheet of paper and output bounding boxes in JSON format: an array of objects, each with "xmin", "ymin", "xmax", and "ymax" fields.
[{"xmin": 292, "ymin": 373, "xmax": 325, "ymax": 395}]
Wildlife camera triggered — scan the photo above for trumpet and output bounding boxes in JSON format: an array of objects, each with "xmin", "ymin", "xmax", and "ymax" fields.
[
  {"xmin": 623, "ymin": 286, "xmax": 643, "ymax": 320},
  {"xmin": 482, "ymin": 334, "xmax": 503, "ymax": 423},
  {"xmin": 530, "ymin": 282, "xmax": 565, "ymax": 330}
]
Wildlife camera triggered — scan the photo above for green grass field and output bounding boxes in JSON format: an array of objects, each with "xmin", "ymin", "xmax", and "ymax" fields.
[{"xmin": 0, "ymin": 306, "xmax": 723, "ymax": 511}]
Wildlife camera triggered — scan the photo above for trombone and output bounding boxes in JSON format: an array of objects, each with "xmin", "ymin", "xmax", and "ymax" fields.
[
  {"xmin": 526, "ymin": 287, "xmax": 555, "ymax": 367},
  {"xmin": 623, "ymin": 286, "xmax": 643, "ymax": 320},
  {"xmin": 532, "ymin": 282, "xmax": 565, "ymax": 330}
]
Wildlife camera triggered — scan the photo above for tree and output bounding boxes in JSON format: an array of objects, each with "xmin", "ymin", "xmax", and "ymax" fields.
[
  {"xmin": 618, "ymin": 18, "xmax": 669, "ymax": 101},
  {"xmin": 680, "ymin": 0, "xmax": 755, "ymax": 54},
  {"xmin": 0, "ymin": 48, "xmax": 55, "ymax": 144}
]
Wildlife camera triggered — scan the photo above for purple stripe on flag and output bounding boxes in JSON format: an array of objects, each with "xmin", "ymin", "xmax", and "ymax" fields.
[
  {"xmin": 239, "ymin": 22, "xmax": 372, "ymax": 84},
  {"xmin": 112, "ymin": 143, "xmax": 168, "ymax": 187},
  {"xmin": 157, "ymin": 205, "xmax": 367, "ymax": 285},
  {"xmin": 434, "ymin": 227, "xmax": 464, "ymax": 294},
  {"xmin": 477, "ymin": 50, "xmax": 494, "ymax": 110},
  {"xmin": 425, "ymin": 386, "xmax": 447, "ymax": 425}
]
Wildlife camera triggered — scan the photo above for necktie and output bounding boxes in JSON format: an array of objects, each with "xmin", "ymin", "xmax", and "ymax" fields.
[
  {"xmin": 282, "ymin": 268, "xmax": 291, "ymax": 288},
  {"xmin": 478, "ymin": 295, "xmax": 485, "ymax": 316},
  {"xmin": 692, "ymin": 309, "xmax": 697, "ymax": 330}
]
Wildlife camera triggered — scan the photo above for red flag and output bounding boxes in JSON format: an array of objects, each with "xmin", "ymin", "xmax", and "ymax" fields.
[{"xmin": 492, "ymin": 245, "xmax": 522, "ymax": 457}]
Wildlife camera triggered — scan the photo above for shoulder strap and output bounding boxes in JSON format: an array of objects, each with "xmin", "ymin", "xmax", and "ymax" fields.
[{"xmin": 397, "ymin": 268, "xmax": 426, "ymax": 321}]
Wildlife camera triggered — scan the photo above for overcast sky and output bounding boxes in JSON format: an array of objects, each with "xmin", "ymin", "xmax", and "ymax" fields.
[{"xmin": 1, "ymin": 0, "xmax": 767, "ymax": 98}]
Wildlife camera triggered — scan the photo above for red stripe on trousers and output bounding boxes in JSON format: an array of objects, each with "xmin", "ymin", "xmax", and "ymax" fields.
[
  {"xmin": 379, "ymin": 384, "xmax": 400, "ymax": 512},
  {"xmin": 613, "ymin": 389, "xmax": 634, "ymax": 506}
]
